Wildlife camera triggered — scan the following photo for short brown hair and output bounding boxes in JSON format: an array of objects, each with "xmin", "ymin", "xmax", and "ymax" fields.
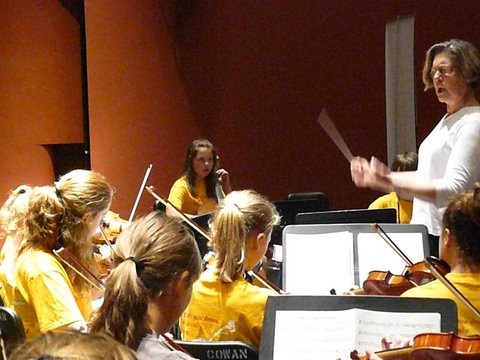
[
  {"xmin": 391, "ymin": 151, "xmax": 418, "ymax": 172},
  {"xmin": 422, "ymin": 39, "xmax": 480, "ymax": 90},
  {"xmin": 442, "ymin": 182, "xmax": 480, "ymax": 265}
]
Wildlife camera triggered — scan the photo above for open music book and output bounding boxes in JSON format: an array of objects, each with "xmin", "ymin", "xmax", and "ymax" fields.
[
  {"xmin": 272, "ymin": 308, "xmax": 439, "ymax": 360},
  {"xmin": 259, "ymin": 296, "xmax": 457, "ymax": 360},
  {"xmin": 283, "ymin": 224, "xmax": 428, "ymax": 294}
]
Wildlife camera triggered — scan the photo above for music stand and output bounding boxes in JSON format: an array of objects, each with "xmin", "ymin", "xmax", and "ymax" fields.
[
  {"xmin": 153, "ymin": 201, "xmax": 212, "ymax": 258},
  {"xmin": 295, "ymin": 208, "xmax": 397, "ymax": 225},
  {"xmin": 271, "ymin": 198, "xmax": 329, "ymax": 246},
  {"xmin": 259, "ymin": 295, "xmax": 457, "ymax": 360},
  {"xmin": 282, "ymin": 223, "xmax": 429, "ymax": 294},
  {"xmin": 189, "ymin": 213, "xmax": 212, "ymax": 258}
]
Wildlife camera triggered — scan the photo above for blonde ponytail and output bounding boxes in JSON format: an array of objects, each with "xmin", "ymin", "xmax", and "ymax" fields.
[{"xmin": 210, "ymin": 190, "xmax": 279, "ymax": 282}]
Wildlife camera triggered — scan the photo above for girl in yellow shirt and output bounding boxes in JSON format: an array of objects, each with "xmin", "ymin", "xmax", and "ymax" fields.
[
  {"xmin": 167, "ymin": 139, "xmax": 232, "ymax": 217},
  {"xmin": 180, "ymin": 189, "xmax": 280, "ymax": 349}
]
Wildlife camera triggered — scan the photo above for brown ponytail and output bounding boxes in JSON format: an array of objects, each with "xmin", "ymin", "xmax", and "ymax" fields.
[{"xmin": 90, "ymin": 211, "xmax": 201, "ymax": 350}]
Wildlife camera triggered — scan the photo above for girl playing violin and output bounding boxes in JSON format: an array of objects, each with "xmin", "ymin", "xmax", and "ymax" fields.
[
  {"xmin": 6, "ymin": 170, "xmax": 113, "ymax": 339},
  {"xmin": 179, "ymin": 189, "xmax": 280, "ymax": 350},
  {"xmin": 167, "ymin": 139, "xmax": 232, "ymax": 218},
  {"xmin": 89, "ymin": 211, "xmax": 202, "ymax": 360},
  {"xmin": 350, "ymin": 185, "xmax": 480, "ymax": 360},
  {"xmin": 400, "ymin": 182, "xmax": 480, "ymax": 336}
]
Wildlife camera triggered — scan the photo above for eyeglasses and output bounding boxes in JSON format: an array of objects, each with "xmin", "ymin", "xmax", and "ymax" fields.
[{"xmin": 430, "ymin": 66, "xmax": 456, "ymax": 78}]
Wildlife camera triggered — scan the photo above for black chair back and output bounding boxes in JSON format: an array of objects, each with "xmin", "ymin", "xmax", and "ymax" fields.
[
  {"xmin": 0, "ymin": 306, "xmax": 26, "ymax": 358},
  {"xmin": 175, "ymin": 340, "xmax": 258, "ymax": 360},
  {"xmin": 287, "ymin": 191, "xmax": 328, "ymax": 202}
]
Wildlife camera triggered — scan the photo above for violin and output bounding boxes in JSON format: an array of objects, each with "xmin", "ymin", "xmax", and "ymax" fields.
[
  {"xmin": 350, "ymin": 257, "xmax": 480, "ymax": 359},
  {"xmin": 91, "ymin": 211, "xmax": 129, "ymax": 278},
  {"xmin": 91, "ymin": 210, "xmax": 129, "ymax": 244},
  {"xmin": 101, "ymin": 211, "xmax": 129, "ymax": 240},
  {"xmin": 355, "ymin": 270, "xmax": 416, "ymax": 296},
  {"xmin": 353, "ymin": 257, "xmax": 451, "ymax": 296},
  {"xmin": 349, "ymin": 224, "xmax": 450, "ymax": 296},
  {"xmin": 350, "ymin": 332, "xmax": 480, "ymax": 359}
]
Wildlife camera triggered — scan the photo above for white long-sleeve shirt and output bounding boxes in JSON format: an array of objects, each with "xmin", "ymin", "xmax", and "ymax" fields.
[{"xmin": 411, "ymin": 106, "xmax": 480, "ymax": 235}]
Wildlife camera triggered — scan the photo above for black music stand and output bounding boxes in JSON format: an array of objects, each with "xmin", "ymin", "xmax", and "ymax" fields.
[
  {"xmin": 152, "ymin": 201, "xmax": 212, "ymax": 258},
  {"xmin": 190, "ymin": 213, "xmax": 212, "ymax": 258},
  {"xmin": 271, "ymin": 198, "xmax": 330, "ymax": 246},
  {"xmin": 295, "ymin": 208, "xmax": 397, "ymax": 225}
]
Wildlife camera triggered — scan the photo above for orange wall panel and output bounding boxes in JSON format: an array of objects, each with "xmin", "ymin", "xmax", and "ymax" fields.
[
  {"xmin": 85, "ymin": 0, "xmax": 198, "ymax": 218},
  {"xmin": 0, "ymin": 0, "xmax": 83, "ymax": 201}
]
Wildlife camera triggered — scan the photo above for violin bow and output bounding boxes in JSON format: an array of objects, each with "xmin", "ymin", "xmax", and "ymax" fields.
[
  {"xmin": 246, "ymin": 270, "xmax": 286, "ymax": 294},
  {"xmin": 162, "ymin": 334, "xmax": 192, "ymax": 356},
  {"xmin": 145, "ymin": 185, "xmax": 282, "ymax": 295},
  {"xmin": 145, "ymin": 185, "xmax": 211, "ymax": 240},
  {"xmin": 98, "ymin": 226, "xmax": 120, "ymax": 258},
  {"xmin": 128, "ymin": 164, "xmax": 153, "ymax": 223},
  {"xmin": 422, "ymin": 258, "xmax": 480, "ymax": 320},
  {"xmin": 371, "ymin": 223, "xmax": 414, "ymax": 266},
  {"xmin": 53, "ymin": 247, "xmax": 105, "ymax": 292}
]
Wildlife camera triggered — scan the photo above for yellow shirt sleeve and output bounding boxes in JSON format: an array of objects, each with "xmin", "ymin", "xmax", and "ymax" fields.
[{"xmin": 13, "ymin": 251, "xmax": 88, "ymax": 339}]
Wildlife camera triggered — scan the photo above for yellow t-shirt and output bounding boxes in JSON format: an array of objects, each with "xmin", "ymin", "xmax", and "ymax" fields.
[
  {"xmin": 11, "ymin": 249, "xmax": 92, "ymax": 339},
  {"xmin": 167, "ymin": 176, "xmax": 217, "ymax": 215},
  {"xmin": 179, "ymin": 268, "xmax": 277, "ymax": 350},
  {"xmin": 368, "ymin": 192, "xmax": 413, "ymax": 224},
  {"xmin": 401, "ymin": 273, "xmax": 480, "ymax": 336},
  {"xmin": 0, "ymin": 236, "xmax": 19, "ymax": 305}
]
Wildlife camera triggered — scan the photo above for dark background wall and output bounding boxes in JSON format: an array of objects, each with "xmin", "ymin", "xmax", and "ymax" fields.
[{"xmin": 1, "ymin": 0, "xmax": 479, "ymax": 219}]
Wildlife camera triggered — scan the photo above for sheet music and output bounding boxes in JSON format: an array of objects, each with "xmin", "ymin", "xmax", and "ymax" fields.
[
  {"xmin": 357, "ymin": 232, "xmax": 425, "ymax": 283},
  {"xmin": 272, "ymin": 308, "xmax": 440, "ymax": 360},
  {"xmin": 284, "ymin": 231, "xmax": 354, "ymax": 294}
]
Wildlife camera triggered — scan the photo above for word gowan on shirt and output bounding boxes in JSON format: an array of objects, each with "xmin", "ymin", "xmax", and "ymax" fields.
[{"xmin": 206, "ymin": 348, "xmax": 249, "ymax": 359}]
